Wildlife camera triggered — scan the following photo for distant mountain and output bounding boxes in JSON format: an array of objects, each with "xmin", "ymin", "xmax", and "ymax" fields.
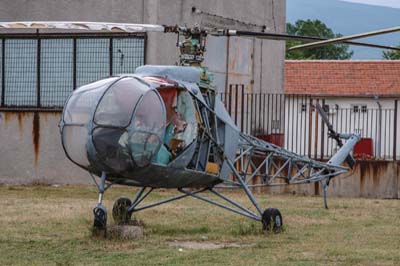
[{"xmin": 287, "ymin": 0, "xmax": 400, "ymax": 59}]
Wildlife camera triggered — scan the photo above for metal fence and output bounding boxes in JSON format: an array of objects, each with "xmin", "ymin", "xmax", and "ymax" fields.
[
  {"xmin": 221, "ymin": 86, "xmax": 285, "ymax": 136},
  {"xmin": 0, "ymin": 32, "xmax": 146, "ymax": 109},
  {"xmin": 221, "ymin": 89, "xmax": 399, "ymax": 161}
]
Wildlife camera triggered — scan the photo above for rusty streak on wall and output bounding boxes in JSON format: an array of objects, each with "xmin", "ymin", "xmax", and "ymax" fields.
[
  {"xmin": 32, "ymin": 112, "xmax": 40, "ymax": 166},
  {"xmin": 0, "ymin": 111, "xmax": 92, "ymax": 185}
]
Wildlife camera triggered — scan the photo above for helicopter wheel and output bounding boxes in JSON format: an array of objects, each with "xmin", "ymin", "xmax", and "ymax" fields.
[
  {"xmin": 262, "ymin": 208, "xmax": 283, "ymax": 233},
  {"xmin": 93, "ymin": 206, "xmax": 108, "ymax": 236},
  {"xmin": 112, "ymin": 197, "xmax": 132, "ymax": 225}
]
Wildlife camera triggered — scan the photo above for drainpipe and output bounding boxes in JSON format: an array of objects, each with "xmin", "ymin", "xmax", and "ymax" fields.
[{"xmin": 374, "ymin": 95, "xmax": 382, "ymax": 157}]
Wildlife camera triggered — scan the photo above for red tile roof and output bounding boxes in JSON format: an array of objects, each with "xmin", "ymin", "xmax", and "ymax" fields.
[{"xmin": 285, "ymin": 60, "xmax": 400, "ymax": 96}]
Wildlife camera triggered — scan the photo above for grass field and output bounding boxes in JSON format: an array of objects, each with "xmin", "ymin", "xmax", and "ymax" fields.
[{"xmin": 0, "ymin": 185, "xmax": 399, "ymax": 266}]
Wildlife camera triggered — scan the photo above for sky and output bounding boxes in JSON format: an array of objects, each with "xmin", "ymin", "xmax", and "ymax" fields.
[{"xmin": 341, "ymin": 0, "xmax": 400, "ymax": 8}]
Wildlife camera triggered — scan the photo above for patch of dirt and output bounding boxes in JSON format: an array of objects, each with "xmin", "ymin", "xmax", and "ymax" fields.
[
  {"xmin": 108, "ymin": 225, "xmax": 144, "ymax": 239},
  {"xmin": 168, "ymin": 241, "xmax": 253, "ymax": 250}
]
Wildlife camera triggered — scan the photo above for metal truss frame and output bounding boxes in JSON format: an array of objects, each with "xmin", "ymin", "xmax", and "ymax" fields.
[
  {"xmin": 125, "ymin": 186, "xmax": 263, "ymax": 221},
  {"xmin": 190, "ymin": 93, "xmax": 348, "ymax": 191},
  {"xmin": 221, "ymin": 133, "xmax": 349, "ymax": 188}
]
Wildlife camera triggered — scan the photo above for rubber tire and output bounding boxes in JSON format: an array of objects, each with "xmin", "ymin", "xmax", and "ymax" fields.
[
  {"xmin": 93, "ymin": 206, "xmax": 107, "ymax": 229},
  {"xmin": 112, "ymin": 197, "xmax": 132, "ymax": 225},
  {"xmin": 262, "ymin": 208, "xmax": 283, "ymax": 233}
]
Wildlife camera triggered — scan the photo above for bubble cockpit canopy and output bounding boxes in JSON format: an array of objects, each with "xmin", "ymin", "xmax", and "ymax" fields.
[{"xmin": 61, "ymin": 76, "xmax": 166, "ymax": 172}]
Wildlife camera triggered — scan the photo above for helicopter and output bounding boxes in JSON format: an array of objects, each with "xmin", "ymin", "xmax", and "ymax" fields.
[{"xmin": 1, "ymin": 21, "xmax": 399, "ymax": 234}]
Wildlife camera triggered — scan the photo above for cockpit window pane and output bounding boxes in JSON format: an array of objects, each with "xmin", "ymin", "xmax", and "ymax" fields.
[
  {"xmin": 63, "ymin": 77, "xmax": 117, "ymax": 125},
  {"xmin": 129, "ymin": 132, "xmax": 161, "ymax": 167},
  {"xmin": 129, "ymin": 90, "xmax": 165, "ymax": 166},
  {"xmin": 94, "ymin": 77, "xmax": 149, "ymax": 127},
  {"xmin": 92, "ymin": 127, "xmax": 133, "ymax": 172},
  {"xmin": 62, "ymin": 125, "xmax": 90, "ymax": 167},
  {"xmin": 133, "ymin": 90, "xmax": 164, "ymax": 135}
]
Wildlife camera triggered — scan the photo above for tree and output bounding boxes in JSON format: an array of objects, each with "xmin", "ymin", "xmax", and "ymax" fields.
[
  {"xmin": 382, "ymin": 45, "xmax": 400, "ymax": 60},
  {"xmin": 286, "ymin": 19, "xmax": 353, "ymax": 60}
]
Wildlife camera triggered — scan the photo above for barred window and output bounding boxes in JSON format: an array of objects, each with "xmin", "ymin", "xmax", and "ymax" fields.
[
  {"xmin": 113, "ymin": 38, "xmax": 145, "ymax": 75},
  {"xmin": 4, "ymin": 39, "xmax": 37, "ymax": 107},
  {"xmin": 41, "ymin": 39, "xmax": 74, "ymax": 107},
  {"xmin": 76, "ymin": 38, "xmax": 110, "ymax": 87},
  {"xmin": 0, "ymin": 34, "xmax": 146, "ymax": 109}
]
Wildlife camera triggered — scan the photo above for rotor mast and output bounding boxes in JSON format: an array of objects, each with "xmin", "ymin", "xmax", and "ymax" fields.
[{"xmin": 166, "ymin": 25, "xmax": 215, "ymax": 92}]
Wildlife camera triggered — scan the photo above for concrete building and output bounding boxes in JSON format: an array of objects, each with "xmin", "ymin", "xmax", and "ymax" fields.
[{"xmin": 0, "ymin": 0, "xmax": 286, "ymax": 184}]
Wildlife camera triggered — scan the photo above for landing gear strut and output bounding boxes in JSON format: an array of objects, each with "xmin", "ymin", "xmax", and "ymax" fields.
[{"xmin": 92, "ymin": 172, "xmax": 111, "ymax": 235}]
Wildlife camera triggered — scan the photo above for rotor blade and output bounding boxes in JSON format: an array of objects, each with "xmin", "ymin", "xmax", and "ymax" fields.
[
  {"xmin": 226, "ymin": 30, "xmax": 319, "ymax": 41},
  {"xmin": 284, "ymin": 35, "xmax": 400, "ymax": 51},
  {"xmin": 224, "ymin": 30, "xmax": 400, "ymax": 51},
  {"xmin": 289, "ymin": 26, "xmax": 400, "ymax": 51},
  {"xmin": 0, "ymin": 21, "xmax": 165, "ymax": 33}
]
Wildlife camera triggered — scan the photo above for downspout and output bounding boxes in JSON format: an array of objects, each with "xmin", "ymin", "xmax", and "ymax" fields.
[{"xmin": 374, "ymin": 95, "xmax": 382, "ymax": 157}]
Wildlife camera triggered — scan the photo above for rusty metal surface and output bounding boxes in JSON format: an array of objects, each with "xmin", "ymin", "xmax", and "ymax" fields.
[
  {"xmin": 32, "ymin": 112, "xmax": 40, "ymax": 166},
  {"xmin": 394, "ymin": 100, "xmax": 398, "ymax": 161},
  {"xmin": 262, "ymin": 160, "xmax": 399, "ymax": 199}
]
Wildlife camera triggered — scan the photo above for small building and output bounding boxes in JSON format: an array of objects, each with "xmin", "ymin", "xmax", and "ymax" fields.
[{"xmin": 284, "ymin": 60, "xmax": 400, "ymax": 160}]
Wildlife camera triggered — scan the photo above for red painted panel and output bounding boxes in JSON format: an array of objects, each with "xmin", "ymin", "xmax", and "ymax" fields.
[
  {"xmin": 354, "ymin": 138, "xmax": 373, "ymax": 159},
  {"xmin": 257, "ymin": 133, "xmax": 284, "ymax": 147}
]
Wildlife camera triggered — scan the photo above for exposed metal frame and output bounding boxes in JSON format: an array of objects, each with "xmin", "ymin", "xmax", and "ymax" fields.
[{"xmin": 110, "ymin": 185, "xmax": 264, "ymax": 222}]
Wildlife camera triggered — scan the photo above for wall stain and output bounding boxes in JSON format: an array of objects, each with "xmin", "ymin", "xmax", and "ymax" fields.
[
  {"xmin": 1, "ymin": 112, "xmax": 30, "ymax": 139},
  {"xmin": 397, "ymin": 162, "xmax": 400, "ymax": 199},
  {"xmin": 17, "ymin": 112, "xmax": 30, "ymax": 139},
  {"xmin": 17, "ymin": 113, "xmax": 23, "ymax": 132},
  {"xmin": 314, "ymin": 182, "xmax": 319, "ymax": 196},
  {"xmin": 32, "ymin": 112, "xmax": 40, "ymax": 166},
  {"xmin": 372, "ymin": 161, "xmax": 382, "ymax": 187},
  {"xmin": 43, "ymin": 113, "xmax": 48, "ymax": 124},
  {"xmin": 42, "ymin": 111, "xmax": 60, "ymax": 125},
  {"xmin": 359, "ymin": 161, "xmax": 368, "ymax": 193},
  {"xmin": 359, "ymin": 160, "xmax": 390, "ymax": 195},
  {"xmin": 1, "ymin": 111, "xmax": 61, "ymax": 168},
  {"xmin": 3, "ymin": 112, "xmax": 12, "ymax": 126}
]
